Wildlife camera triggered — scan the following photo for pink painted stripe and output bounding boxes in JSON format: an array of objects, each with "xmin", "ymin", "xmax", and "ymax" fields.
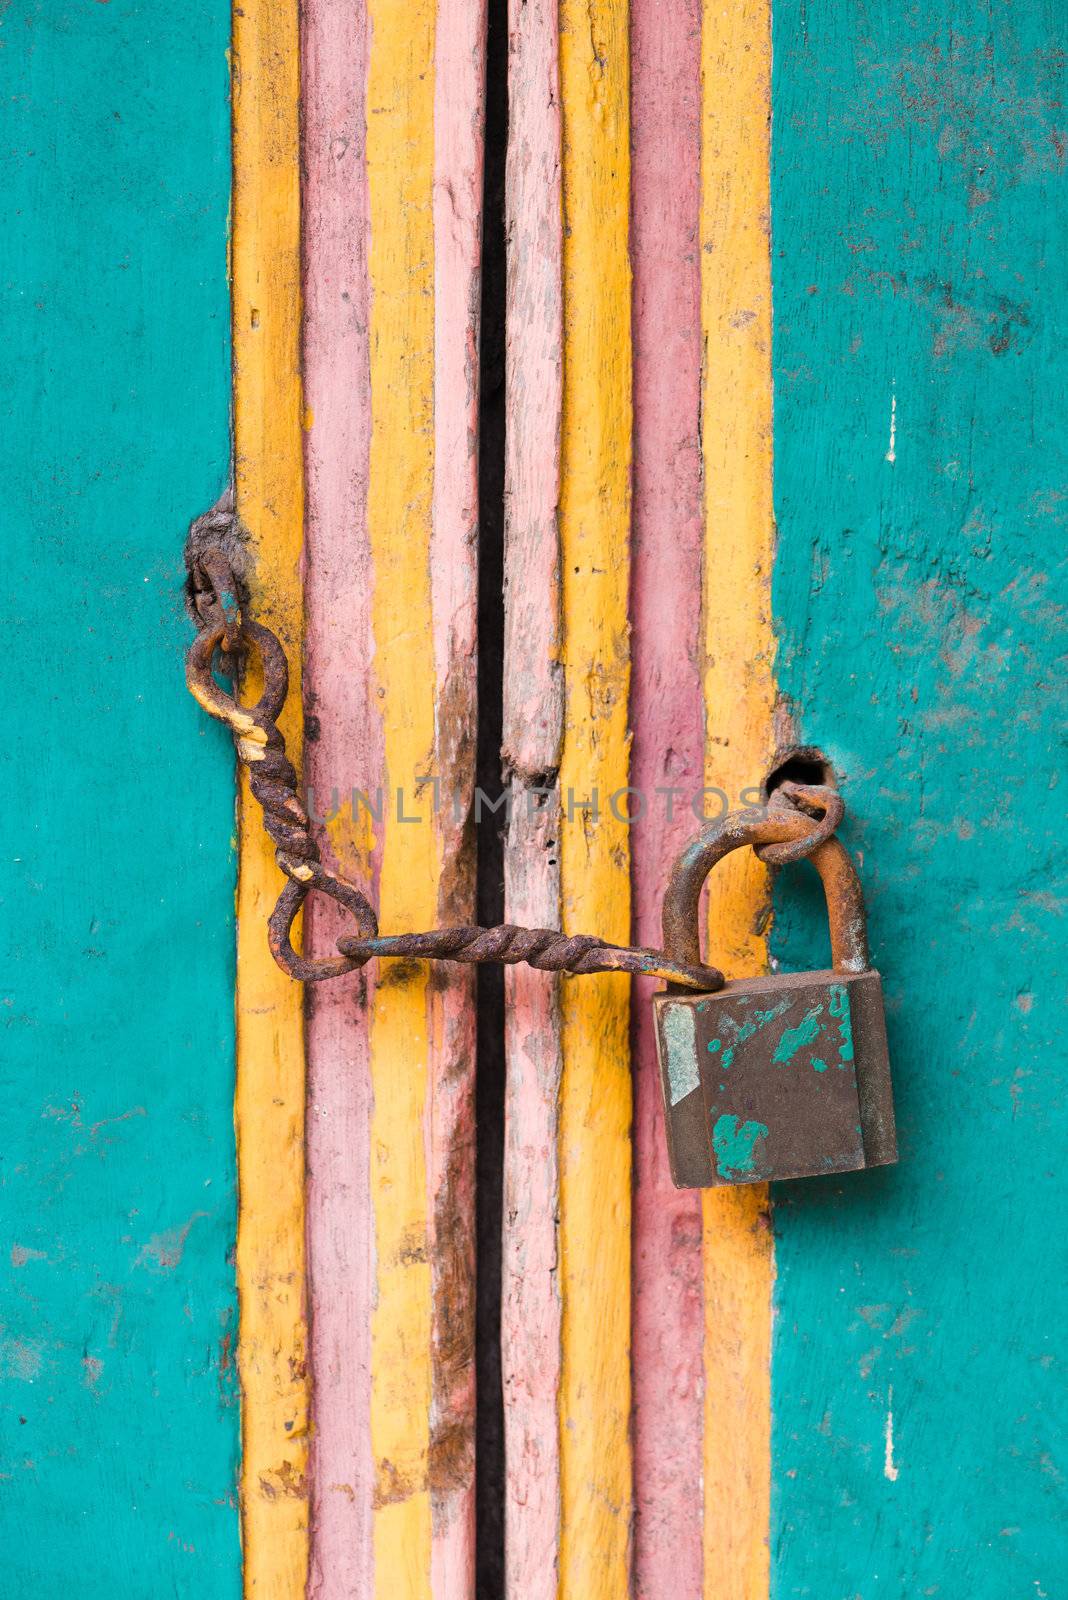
[
  {"xmin": 501, "ymin": 2, "xmax": 564, "ymax": 1595},
  {"xmin": 428, "ymin": 0, "xmax": 486, "ymax": 1590},
  {"xmin": 501, "ymin": 797, "xmax": 563, "ymax": 1600},
  {"xmin": 629, "ymin": 4, "xmax": 706, "ymax": 1597},
  {"xmin": 501, "ymin": 0, "xmax": 563, "ymax": 784},
  {"xmin": 301, "ymin": 1, "xmax": 377, "ymax": 1594}
]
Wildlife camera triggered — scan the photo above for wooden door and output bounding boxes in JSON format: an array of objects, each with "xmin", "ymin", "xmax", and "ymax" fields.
[{"xmin": 5, "ymin": 0, "xmax": 1065, "ymax": 1597}]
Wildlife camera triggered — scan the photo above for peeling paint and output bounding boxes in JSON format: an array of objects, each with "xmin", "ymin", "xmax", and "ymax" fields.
[
  {"xmin": 135, "ymin": 1213, "xmax": 208, "ymax": 1273},
  {"xmin": 772, "ymin": 1004, "xmax": 826, "ymax": 1064},
  {"xmin": 662, "ymin": 1002, "xmax": 700, "ymax": 1106},
  {"xmin": 883, "ymin": 1387, "xmax": 900, "ymax": 1483},
  {"xmin": 711, "ymin": 1115, "xmax": 771, "ymax": 1182}
]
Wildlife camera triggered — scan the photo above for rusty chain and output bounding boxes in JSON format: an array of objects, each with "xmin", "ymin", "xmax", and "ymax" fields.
[{"xmin": 185, "ymin": 540, "xmax": 844, "ymax": 993}]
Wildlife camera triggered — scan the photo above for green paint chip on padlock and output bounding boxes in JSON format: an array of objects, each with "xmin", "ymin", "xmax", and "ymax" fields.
[
  {"xmin": 711, "ymin": 1113, "xmax": 770, "ymax": 1181},
  {"xmin": 772, "ymin": 1002, "xmax": 826, "ymax": 1063}
]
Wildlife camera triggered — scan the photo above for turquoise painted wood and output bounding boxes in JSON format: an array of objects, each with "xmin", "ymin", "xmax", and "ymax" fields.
[
  {"xmin": 771, "ymin": 1, "xmax": 1067, "ymax": 1593},
  {"xmin": 1, "ymin": 1, "xmax": 239, "ymax": 1590}
]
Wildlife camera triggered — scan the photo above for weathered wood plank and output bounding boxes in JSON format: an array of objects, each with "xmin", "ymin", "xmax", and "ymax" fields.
[
  {"xmin": 629, "ymin": 3, "xmax": 706, "ymax": 1595},
  {"xmin": 427, "ymin": 1, "xmax": 486, "ymax": 1589},
  {"xmin": 301, "ymin": 0, "xmax": 376, "ymax": 1592},
  {"xmin": 364, "ymin": 8, "xmax": 438, "ymax": 1573},
  {"xmin": 304, "ymin": 0, "xmax": 484, "ymax": 1580},
  {"xmin": 230, "ymin": 0, "xmax": 309, "ymax": 1591},
  {"xmin": 303, "ymin": 1, "xmax": 484, "ymax": 1593},
  {"xmin": 501, "ymin": 0, "xmax": 564, "ymax": 1591},
  {"xmin": 503, "ymin": 5, "xmax": 635, "ymax": 1590},
  {"xmin": 699, "ymin": 0, "xmax": 777, "ymax": 1594},
  {"xmin": 557, "ymin": 0, "xmax": 634, "ymax": 1592},
  {"xmin": 363, "ymin": 2, "xmax": 483, "ymax": 1594},
  {"xmin": 769, "ymin": 2, "xmax": 1068, "ymax": 1592}
]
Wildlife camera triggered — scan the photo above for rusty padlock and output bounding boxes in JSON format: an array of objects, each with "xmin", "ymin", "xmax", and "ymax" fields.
[{"xmin": 653, "ymin": 805, "xmax": 897, "ymax": 1188}]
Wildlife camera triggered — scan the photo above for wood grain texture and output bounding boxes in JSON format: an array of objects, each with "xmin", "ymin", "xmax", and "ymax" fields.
[
  {"xmin": 231, "ymin": 0, "xmax": 310, "ymax": 1591},
  {"xmin": 428, "ymin": 0, "xmax": 485, "ymax": 1588},
  {"xmin": 303, "ymin": 5, "xmax": 483, "ymax": 1593},
  {"xmin": 363, "ymin": 2, "xmax": 482, "ymax": 1593},
  {"xmin": 699, "ymin": 0, "xmax": 777, "ymax": 1594},
  {"xmin": 500, "ymin": 1, "xmax": 564, "ymax": 1593},
  {"xmin": 629, "ymin": 3, "xmax": 706, "ymax": 1595},
  {"xmin": 365, "ymin": 4, "xmax": 436, "ymax": 1580},
  {"xmin": 301, "ymin": 0, "xmax": 376, "ymax": 1593},
  {"xmin": 557, "ymin": 1, "xmax": 634, "ymax": 1592}
]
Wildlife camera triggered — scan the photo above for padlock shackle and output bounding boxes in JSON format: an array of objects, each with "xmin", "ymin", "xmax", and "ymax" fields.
[{"xmin": 662, "ymin": 808, "xmax": 870, "ymax": 975}]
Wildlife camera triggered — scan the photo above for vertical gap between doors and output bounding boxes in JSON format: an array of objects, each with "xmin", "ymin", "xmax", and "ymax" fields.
[{"xmin": 475, "ymin": 0, "xmax": 508, "ymax": 1591}]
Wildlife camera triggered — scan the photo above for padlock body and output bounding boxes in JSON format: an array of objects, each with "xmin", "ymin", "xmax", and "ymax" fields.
[{"xmin": 654, "ymin": 969, "xmax": 896, "ymax": 1188}]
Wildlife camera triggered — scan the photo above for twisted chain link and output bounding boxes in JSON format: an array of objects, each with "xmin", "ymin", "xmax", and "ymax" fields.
[{"xmin": 185, "ymin": 540, "xmax": 841, "ymax": 992}]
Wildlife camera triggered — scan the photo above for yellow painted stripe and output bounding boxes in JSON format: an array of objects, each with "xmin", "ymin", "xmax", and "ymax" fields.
[
  {"xmin": 366, "ymin": 2, "xmax": 437, "ymax": 1592},
  {"xmin": 557, "ymin": 1, "xmax": 633, "ymax": 1592},
  {"xmin": 230, "ymin": 0, "xmax": 308, "ymax": 1593},
  {"xmin": 700, "ymin": 0, "xmax": 776, "ymax": 1596}
]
